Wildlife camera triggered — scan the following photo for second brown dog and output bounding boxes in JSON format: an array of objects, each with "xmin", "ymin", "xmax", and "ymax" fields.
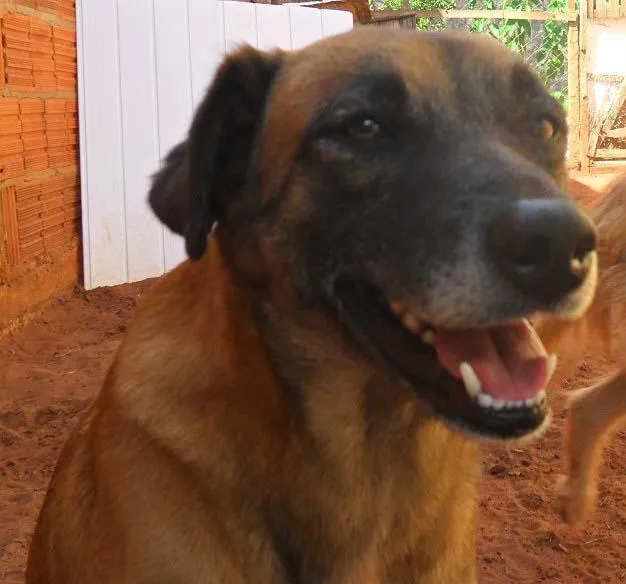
[{"xmin": 534, "ymin": 173, "xmax": 626, "ymax": 526}]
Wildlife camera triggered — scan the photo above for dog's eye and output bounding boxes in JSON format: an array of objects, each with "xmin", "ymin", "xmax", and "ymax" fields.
[
  {"xmin": 346, "ymin": 117, "xmax": 381, "ymax": 140},
  {"xmin": 531, "ymin": 117, "xmax": 558, "ymax": 141}
]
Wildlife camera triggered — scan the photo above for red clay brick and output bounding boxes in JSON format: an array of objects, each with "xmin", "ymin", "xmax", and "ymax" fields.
[
  {"xmin": 33, "ymin": 56, "xmax": 55, "ymax": 72},
  {"xmin": 21, "ymin": 114, "xmax": 44, "ymax": 132},
  {"xmin": 38, "ymin": 0, "xmax": 60, "ymax": 11},
  {"xmin": 0, "ymin": 155, "xmax": 25, "ymax": 180},
  {"xmin": 45, "ymin": 99, "xmax": 65, "ymax": 113},
  {"xmin": 30, "ymin": 21, "xmax": 52, "ymax": 38},
  {"xmin": 43, "ymin": 212, "xmax": 65, "ymax": 230},
  {"xmin": 43, "ymin": 199, "xmax": 64, "ymax": 213},
  {"xmin": 3, "ymin": 13, "xmax": 31, "ymax": 33},
  {"xmin": 0, "ymin": 99, "xmax": 20, "ymax": 116},
  {"xmin": 33, "ymin": 44, "xmax": 55, "ymax": 57},
  {"xmin": 0, "ymin": 135, "xmax": 24, "ymax": 155},
  {"xmin": 4, "ymin": 49, "xmax": 33, "ymax": 70},
  {"xmin": 49, "ymin": 151, "xmax": 76, "ymax": 167},
  {"xmin": 52, "ymin": 42, "xmax": 75, "ymax": 58},
  {"xmin": 20, "ymin": 203, "xmax": 44, "ymax": 222},
  {"xmin": 1, "ymin": 186, "xmax": 20, "ymax": 264},
  {"xmin": 15, "ymin": 182, "xmax": 42, "ymax": 201},
  {"xmin": 42, "ymin": 175, "xmax": 64, "ymax": 192},
  {"xmin": 19, "ymin": 99, "xmax": 44, "ymax": 114},
  {"xmin": 0, "ymin": 118, "xmax": 22, "ymax": 136},
  {"xmin": 46, "ymin": 130, "xmax": 65, "ymax": 147},
  {"xmin": 53, "ymin": 27, "xmax": 75, "ymax": 43},
  {"xmin": 34, "ymin": 73, "xmax": 56, "ymax": 86},
  {"xmin": 22, "ymin": 132, "xmax": 47, "ymax": 151},
  {"xmin": 6, "ymin": 69, "xmax": 35, "ymax": 90},
  {"xmin": 4, "ymin": 37, "xmax": 33, "ymax": 53},
  {"xmin": 0, "ymin": 153, "xmax": 25, "ymax": 177},
  {"xmin": 20, "ymin": 240, "xmax": 45, "ymax": 261},
  {"xmin": 56, "ymin": 77, "xmax": 76, "ymax": 91},
  {"xmin": 17, "ymin": 202, "xmax": 42, "ymax": 223},
  {"xmin": 18, "ymin": 218, "xmax": 44, "ymax": 240},
  {"xmin": 24, "ymin": 150, "xmax": 48, "ymax": 172},
  {"xmin": 19, "ymin": 231, "xmax": 43, "ymax": 248},
  {"xmin": 0, "ymin": 27, "xmax": 5, "ymax": 92}
]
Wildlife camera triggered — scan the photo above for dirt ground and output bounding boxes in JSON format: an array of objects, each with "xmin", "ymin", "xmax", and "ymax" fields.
[{"xmin": 1, "ymin": 179, "xmax": 625, "ymax": 583}]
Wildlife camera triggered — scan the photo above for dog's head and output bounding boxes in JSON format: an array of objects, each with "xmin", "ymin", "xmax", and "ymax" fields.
[{"xmin": 149, "ymin": 29, "xmax": 598, "ymax": 440}]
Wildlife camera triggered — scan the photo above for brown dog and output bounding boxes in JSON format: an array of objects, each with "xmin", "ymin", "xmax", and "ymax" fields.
[
  {"xmin": 534, "ymin": 173, "xmax": 626, "ymax": 526},
  {"xmin": 27, "ymin": 29, "xmax": 599, "ymax": 583}
]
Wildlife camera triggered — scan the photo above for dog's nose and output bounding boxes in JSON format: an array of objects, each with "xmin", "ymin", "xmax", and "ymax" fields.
[{"xmin": 486, "ymin": 198, "xmax": 596, "ymax": 304}]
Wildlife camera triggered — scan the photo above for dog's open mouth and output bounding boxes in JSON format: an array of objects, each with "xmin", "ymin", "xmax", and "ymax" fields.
[{"xmin": 333, "ymin": 276, "xmax": 555, "ymax": 440}]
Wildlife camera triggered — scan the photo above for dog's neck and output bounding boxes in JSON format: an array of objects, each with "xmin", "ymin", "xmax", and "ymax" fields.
[{"xmin": 112, "ymin": 238, "xmax": 481, "ymax": 580}]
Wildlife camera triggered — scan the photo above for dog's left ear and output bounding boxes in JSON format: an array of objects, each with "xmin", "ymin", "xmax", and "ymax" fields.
[
  {"xmin": 170, "ymin": 46, "xmax": 284, "ymax": 259},
  {"xmin": 148, "ymin": 46, "xmax": 283, "ymax": 258}
]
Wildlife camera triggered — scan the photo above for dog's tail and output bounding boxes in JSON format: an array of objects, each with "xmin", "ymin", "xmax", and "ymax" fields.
[{"xmin": 148, "ymin": 141, "xmax": 189, "ymax": 236}]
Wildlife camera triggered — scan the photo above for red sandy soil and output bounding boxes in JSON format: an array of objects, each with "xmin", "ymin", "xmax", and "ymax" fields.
[{"xmin": 1, "ymin": 179, "xmax": 625, "ymax": 583}]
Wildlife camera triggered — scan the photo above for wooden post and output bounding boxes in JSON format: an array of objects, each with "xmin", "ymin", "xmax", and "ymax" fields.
[
  {"xmin": 579, "ymin": 0, "xmax": 591, "ymax": 173},
  {"xmin": 567, "ymin": 0, "xmax": 581, "ymax": 169}
]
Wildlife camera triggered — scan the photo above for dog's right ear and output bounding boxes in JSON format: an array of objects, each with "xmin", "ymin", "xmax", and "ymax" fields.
[{"xmin": 148, "ymin": 45, "xmax": 284, "ymax": 260}]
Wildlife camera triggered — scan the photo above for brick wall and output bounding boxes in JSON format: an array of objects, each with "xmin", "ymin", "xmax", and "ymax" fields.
[{"xmin": 0, "ymin": 1, "xmax": 78, "ymax": 332}]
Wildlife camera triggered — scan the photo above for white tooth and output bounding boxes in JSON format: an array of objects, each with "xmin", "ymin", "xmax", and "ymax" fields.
[
  {"xmin": 459, "ymin": 362, "xmax": 482, "ymax": 398},
  {"xmin": 477, "ymin": 392, "xmax": 494, "ymax": 408},
  {"xmin": 421, "ymin": 329, "xmax": 435, "ymax": 345},
  {"xmin": 525, "ymin": 397, "xmax": 535, "ymax": 407},
  {"xmin": 515, "ymin": 400, "xmax": 524, "ymax": 408},
  {"xmin": 492, "ymin": 399, "xmax": 505, "ymax": 410},
  {"xmin": 537, "ymin": 390, "xmax": 547, "ymax": 404},
  {"xmin": 401, "ymin": 313, "xmax": 420, "ymax": 333},
  {"xmin": 547, "ymin": 354, "xmax": 558, "ymax": 386}
]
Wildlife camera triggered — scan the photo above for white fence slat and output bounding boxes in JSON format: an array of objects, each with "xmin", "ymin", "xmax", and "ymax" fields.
[
  {"xmin": 289, "ymin": 6, "xmax": 323, "ymax": 49},
  {"xmin": 154, "ymin": 0, "xmax": 193, "ymax": 270},
  {"xmin": 78, "ymin": 0, "xmax": 127, "ymax": 288},
  {"xmin": 255, "ymin": 5, "xmax": 292, "ymax": 51},
  {"xmin": 118, "ymin": 0, "xmax": 165, "ymax": 281},
  {"xmin": 76, "ymin": 0, "xmax": 91, "ymax": 288},
  {"xmin": 321, "ymin": 9, "xmax": 353, "ymax": 36},
  {"xmin": 223, "ymin": 1, "xmax": 258, "ymax": 51},
  {"xmin": 188, "ymin": 0, "xmax": 224, "ymax": 109},
  {"xmin": 78, "ymin": 0, "xmax": 352, "ymax": 289}
]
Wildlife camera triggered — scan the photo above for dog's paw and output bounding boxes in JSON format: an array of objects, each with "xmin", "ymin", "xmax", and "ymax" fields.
[{"xmin": 556, "ymin": 473, "xmax": 596, "ymax": 527}]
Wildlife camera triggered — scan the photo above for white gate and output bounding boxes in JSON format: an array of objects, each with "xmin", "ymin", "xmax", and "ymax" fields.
[{"xmin": 77, "ymin": 0, "xmax": 352, "ymax": 289}]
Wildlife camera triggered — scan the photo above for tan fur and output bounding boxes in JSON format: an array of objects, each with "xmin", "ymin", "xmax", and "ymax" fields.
[
  {"xmin": 26, "ymin": 29, "xmax": 593, "ymax": 582},
  {"xmin": 535, "ymin": 173, "xmax": 626, "ymax": 526},
  {"xmin": 26, "ymin": 240, "xmax": 479, "ymax": 583}
]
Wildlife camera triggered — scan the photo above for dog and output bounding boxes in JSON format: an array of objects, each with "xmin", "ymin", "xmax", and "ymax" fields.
[
  {"xmin": 534, "ymin": 172, "xmax": 626, "ymax": 526},
  {"xmin": 27, "ymin": 28, "xmax": 598, "ymax": 583}
]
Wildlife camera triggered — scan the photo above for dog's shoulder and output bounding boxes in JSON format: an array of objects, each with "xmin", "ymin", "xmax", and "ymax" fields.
[
  {"xmin": 108, "ymin": 250, "xmax": 228, "ymax": 396},
  {"xmin": 108, "ymin": 241, "xmax": 277, "ymax": 408}
]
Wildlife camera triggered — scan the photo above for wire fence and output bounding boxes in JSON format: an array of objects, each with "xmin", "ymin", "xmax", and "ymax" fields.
[{"xmin": 372, "ymin": 0, "xmax": 572, "ymax": 108}]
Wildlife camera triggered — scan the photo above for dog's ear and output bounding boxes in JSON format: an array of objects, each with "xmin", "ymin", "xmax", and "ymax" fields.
[
  {"xmin": 169, "ymin": 46, "xmax": 285, "ymax": 259},
  {"xmin": 149, "ymin": 141, "xmax": 189, "ymax": 236},
  {"xmin": 148, "ymin": 46, "xmax": 283, "ymax": 258}
]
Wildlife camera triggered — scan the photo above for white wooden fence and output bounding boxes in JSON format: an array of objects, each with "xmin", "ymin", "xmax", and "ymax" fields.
[{"xmin": 77, "ymin": 0, "xmax": 352, "ymax": 289}]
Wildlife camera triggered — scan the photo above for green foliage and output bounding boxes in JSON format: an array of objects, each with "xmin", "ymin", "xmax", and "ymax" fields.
[{"xmin": 371, "ymin": 0, "xmax": 570, "ymax": 107}]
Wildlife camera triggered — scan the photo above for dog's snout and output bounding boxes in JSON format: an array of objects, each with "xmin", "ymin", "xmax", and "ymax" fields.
[{"xmin": 486, "ymin": 198, "xmax": 596, "ymax": 304}]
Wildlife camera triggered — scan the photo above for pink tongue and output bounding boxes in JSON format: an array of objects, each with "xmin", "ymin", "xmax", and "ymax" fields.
[{"xmin": 434, "ymin": 320, "xmax": 549, "ymax": 400}]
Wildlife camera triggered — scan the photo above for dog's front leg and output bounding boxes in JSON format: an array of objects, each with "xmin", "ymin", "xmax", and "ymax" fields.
[{"xmin": 558, "ymin": 371, "xmax": 626, "ymax": 525}]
